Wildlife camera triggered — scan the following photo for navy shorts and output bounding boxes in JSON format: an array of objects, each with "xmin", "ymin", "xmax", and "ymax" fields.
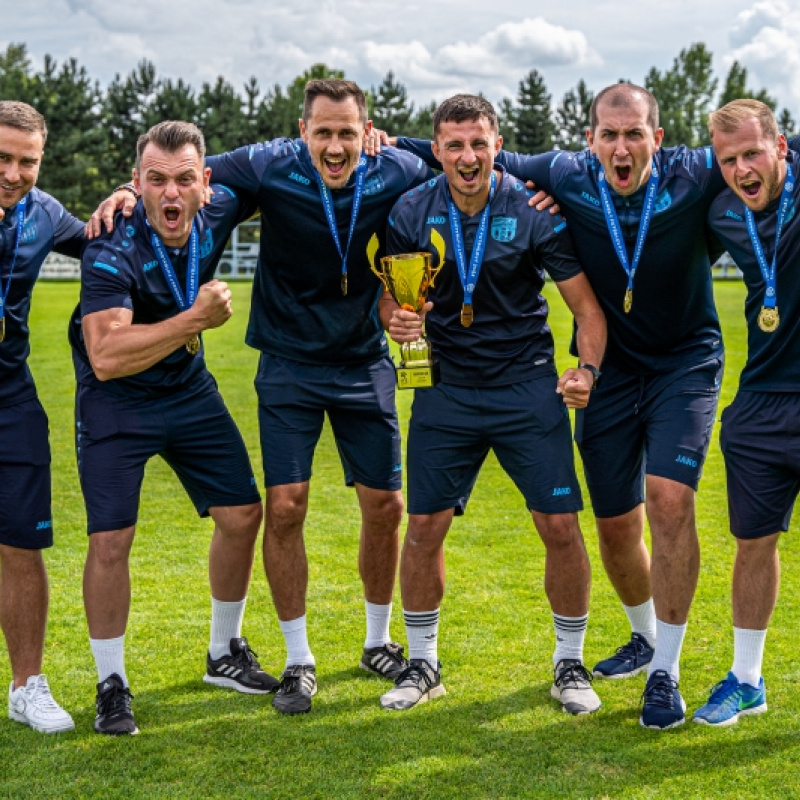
[
  {"xmin": 255, "ymin": 352, "xmax": 402, "ymax": 491},
  {"xmin": 407, "ymin": 372, "xmax": 583, "ymax": 516},
  {"xmin": 76, "ymin": 375, "xmax": 261, "ymax": 534},
  {"xmin": 720, "ymin": 391, "xmax": 800, "ymax": 539},
  {"xmin": 574, "ymin": 357, "xmax": 722, "ymax": 518},
  {"xmin": 0, "ymin": 398, "xmax": 53, "ymax": 549}
]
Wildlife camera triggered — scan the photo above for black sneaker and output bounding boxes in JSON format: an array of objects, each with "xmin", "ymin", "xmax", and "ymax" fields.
[
  {"xmin": 94, "ymin": 674, "xmax": 138, "ymax": 735},
  {"xmin": 359, "ymin": 642, "xmax": 409, "ymax": 680},
  {"xmin": 203, "ymin": 637, "xmax": 280, "ymax": 694},
  {"xmin": 272, "ymin": 664, "xmax": 317, "ymax": 715},
  {"xmin": 640, "ymin": 669, "xmax": 686, "ymax": 730}
]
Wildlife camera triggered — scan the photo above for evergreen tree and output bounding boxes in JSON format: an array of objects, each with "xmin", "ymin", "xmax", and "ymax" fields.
[
  {"xmin": 718, "ymin": 60, "xmax": 776, "ymax": 110},
  {"xmin": 371, "ymin": 71, "xmax": 413, "ymax": 133},
  {"xmin": 514, "ymin": 70, "xmax": 554, "ymax": 154},
  {"xmin": 778, "ymin": 108, "xmax": 797, "ymax": 137},
  {"xmin": 646, "ymin": 43, "xmax": 717, "ymax": 147},
  {"xmin": 33, "ymin": 55, "xmax": 106, "ymax": 218},
  {"xmin": 197, "ymin": 76, "xmax": 248, "ymax": 154},
  {"xmin": 0, "ymin": 43, "xmax": 35, "ymax": 101},
  {"xmin": 497, "ymin": 97, "xmax": 518, "ymax": 152},
  {"xmin": 554, "ymin": 79, "xmax": 593, "ymax": 151}
]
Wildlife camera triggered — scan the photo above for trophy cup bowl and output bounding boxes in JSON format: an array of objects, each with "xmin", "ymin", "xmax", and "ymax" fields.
[{"xmin": 371, "ymin": 251, "xmax": 442, "ymax": 388}]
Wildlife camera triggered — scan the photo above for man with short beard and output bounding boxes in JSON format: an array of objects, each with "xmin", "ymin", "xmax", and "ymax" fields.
[
  {"xmin": 694, "ymin": 99, "xmax": 800, "ymax": 726},
  {"xmin": 0, "ymin": 100, "xmax": 80, "ymax": 734},
  {"xmin": 377, "ymin": 94, "xmax": 607, "ymax": 715},
  {"xmin": 72, "ymin": 120, "xmax": 277, "ymax": 735}
]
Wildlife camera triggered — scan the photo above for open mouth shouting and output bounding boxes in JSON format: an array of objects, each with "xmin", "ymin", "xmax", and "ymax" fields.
[
  {"xmin": 739, "ymin": 178, "xmax": 762, "ymax": 201},
  {"xmin": 162, "ymin": 203, "xmax": 183, "ymax": 232},
  {"xmin": 613, "ymin": 164, "xmax": 633, "ymax": 189},
  {"xmin": 458, "ymin": 164, "xmax": 481, "ymax": 187}
]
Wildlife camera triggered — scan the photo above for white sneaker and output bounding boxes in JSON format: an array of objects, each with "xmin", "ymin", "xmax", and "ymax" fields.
[
  {"xmin": 380, "ymin": 659, "xmax": 446, "ymax": 711},
  {"xmin": 8, "ymin": 675, "xmax": 75, "ymax": 734},
  {"xmin": 551, "ymin": 658, "xmax": 602, "ymax": 715}
]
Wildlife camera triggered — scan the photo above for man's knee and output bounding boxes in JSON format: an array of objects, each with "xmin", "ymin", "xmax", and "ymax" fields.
[
  {"xmin": 533, "ymin": 512, "xmax": 584, "ymax": 551},
  {"xmin": 646, "ymin": 477, "xmax": 695, "ymax": 534},
  {"xmin": 360, "ymin": 488, "xmax": 404, "ymax": 534},
  {"xmin": 87, "ymin": 527, "xmax": 135, "ymax": 570},
  {"xmin": 265, "ymin": 484, "xmax": 309, "ymax": 538},
  {"xmin": 211, "ymin": 502, "xmax": 263, "ymax": 542}
]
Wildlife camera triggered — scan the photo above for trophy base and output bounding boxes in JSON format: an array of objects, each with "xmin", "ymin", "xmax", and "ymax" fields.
[{"xmin": 395, "ymin": 361, "xmax": 440, "ymax": 390}]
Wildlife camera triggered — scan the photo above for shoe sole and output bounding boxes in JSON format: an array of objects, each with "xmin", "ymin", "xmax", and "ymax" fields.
[
  {"xmin": 549, "ymin": 686, "xmax": 602, "ymax": 715},
  {"xmin": 358, "ymin": 661, "xmax": 406, "ymax": 681},
  {"xmin": 272, "ymin": 684, "xmax": 318, "ymax": 715},
  {"xmin": 203, "ymin": 674, "xmax": 278, "ymax": 694},
  {"xmin": 8, "ymin": 711, "xmax": 75, "ymax": 734},
  {"xmin": 593, "ymin": 664, "xmax": 649, "ymax": 680},
  {"xmin": 640, "ymin": 698, "xmax": 687, "ymax": 730},
  {"xmin": 381, "ymin": 683, "xmax": 446, "ymax": 711},
  {"xmin": 94, "ymin": 723, "xmax": 139, "ymax": 735},
  {"xmin": 694, "ymin": 702, "xmax": 768, "ymax": 727}
]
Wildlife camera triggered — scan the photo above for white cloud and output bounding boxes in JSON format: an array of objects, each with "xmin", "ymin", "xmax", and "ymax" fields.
[{"xmin": 726, "ymin": 1, "xmax": 800, "ymax": 110}]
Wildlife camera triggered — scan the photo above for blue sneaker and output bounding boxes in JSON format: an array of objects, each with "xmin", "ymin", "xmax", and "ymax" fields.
[
  {"xmin": 693, "ymin": 672, "xmax": 767, "ymax": 727},
  {"xmin": 593, "ymin": 633, "xmax": 654, "ymax": 679},
  {"xmin": 640, "ymin": 669, "xmax": 686, "ymax": 730}
]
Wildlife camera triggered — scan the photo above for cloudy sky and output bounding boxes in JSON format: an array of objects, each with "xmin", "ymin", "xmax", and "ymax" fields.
[{"xmin": 5, "ymin": 0, "xmax": 800, "ymax": 113}]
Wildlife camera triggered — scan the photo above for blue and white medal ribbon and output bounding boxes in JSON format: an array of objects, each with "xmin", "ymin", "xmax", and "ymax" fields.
[
  {"xmin": 446, "ymin": 170, "xmax": 497, "ymax": 327},
  {"xmin": 0, "ymin": 196, "xmax": 27, "ymax": 343},
  {"xmin": 148, "ymin": 219, "xmax": 201, "ymax": 353},
  {"xmin": 597, "ymin": 157, "xmax": 659, "ymax": 313},
  {"xmin": 314, "ymin": 155, "xmax": 368, "ymax": 296},
  {"xmin": 744, "ymin": 162, "xmax": 794, "ymax": 333}
]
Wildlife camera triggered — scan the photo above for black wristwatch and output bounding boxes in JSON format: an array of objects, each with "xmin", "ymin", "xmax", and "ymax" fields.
[{"xmin": 578, "ymin": 363, "xmax": 601, "ymax": 389}]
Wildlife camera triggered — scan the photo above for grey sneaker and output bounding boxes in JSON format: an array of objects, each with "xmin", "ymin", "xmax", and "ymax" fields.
[
  {"xmin": 551, "ymin": 658, "xmax": 602, "ymax": 715},
  {"xmin": 359, "ymin": 642, "xmax": 408, "ymax": 680},
  {"xmin": 8, "ymin": 675, "xmax": 75, "ymax": 734},
  {"xmin": 272, "ymin": 664, "xmax": 317, "ymax": 715},
  {"xmin": 380, "ymin": 659, "xmax": 445, "ymax": 711}
]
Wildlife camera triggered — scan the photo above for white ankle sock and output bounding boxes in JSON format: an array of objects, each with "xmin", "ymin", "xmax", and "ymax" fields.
[
  {"xmin": 90, "ymin": 635, "xmax": 127, "ymax": 686},
  {"xmin": 648, "ymin": 619, "xmax": 686, "ymax": 681},
  {"xmin": 732, "ymin": 627, "xmax": 767, "ymax": 687},
  {"xmin": 364, "ymin": 600, "xmax": 392, "ymax": 649},
  {"xmin": 279, "ymin": 615, "xmax": 315, "ymax": 669},
  {"xmin": 404, "ymin": 609, "xmax": 439, "ymax": 666},
  {"xmin": 552, "ymin": 613, "xmax": 588, "ymax": 665},
  {"xmin": 622, "ymin": 599, "xmax": 657, "ymax": 646},
  {"xmin": 209, "ymin": 597, "xmax": 246, "ymax": 659}
]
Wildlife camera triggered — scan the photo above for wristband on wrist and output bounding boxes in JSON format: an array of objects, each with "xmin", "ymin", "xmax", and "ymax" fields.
[
  {"xmin": 578, "ymin": 363, "xmax": 601, "ymax": 389},
  {"xmin": 113, "ymin": 182, "xmax": 140, "ymax": 199}
]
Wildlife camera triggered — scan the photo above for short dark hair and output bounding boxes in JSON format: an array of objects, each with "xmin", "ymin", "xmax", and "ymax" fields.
[
  {"xmin": 708, "ymin": 99, "xmax": 778, "ymax": 141},
  {"xmin": 0, "ymin": 100, "xmax": 48, "ymax": 144},
  {"xmin": 302, "ymin": 79, "xmax": 367, "ymax": 125},
  {"xmin": 590, "ymin": 83, "xmax": 659, "ymax": 132},
  {"xmin": 433, "ymin": 94, "xmax": 499, "ymax": 138},
  {"xmin": 135, "ymin": 120, "xmax": 205, "ymax": 169}
]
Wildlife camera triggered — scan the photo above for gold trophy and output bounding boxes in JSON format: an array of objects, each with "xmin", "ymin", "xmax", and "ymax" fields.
[{"xmin": 368, "ymin": 233, "xmax": 444, "ymax": 389}]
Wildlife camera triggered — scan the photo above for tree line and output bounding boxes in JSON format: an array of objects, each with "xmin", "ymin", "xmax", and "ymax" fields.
[{"xmin": 1, "ymin": 42, "xmax": 796, "ymax": 219}]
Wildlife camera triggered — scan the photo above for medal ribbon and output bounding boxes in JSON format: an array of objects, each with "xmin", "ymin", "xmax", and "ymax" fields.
[
  {"xmin": 446, "ymin": 170, "xmax": 497, "ymax": 309},
  {"xmin": 314, "ymin": 155, "xmax": 368, "ymax": 288},
  {"xmin": 148, "ymin": 219, "xmax": 200, "ymax": 313},
  {"xmin": 744, "ymin": 161, "xmax": 794, "ymax": 312},
  {"xmin": 597, "ymin": 157, "xmax": 659, "ymax": 300},
  {"xmin": 0, "ymin": 196, "xmax": 28, "ymax": 325}
]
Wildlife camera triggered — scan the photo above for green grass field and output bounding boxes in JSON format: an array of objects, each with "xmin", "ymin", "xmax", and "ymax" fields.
[{"xmin": 3, "ymin": 280, "xmax": 800, "ymax": 800}]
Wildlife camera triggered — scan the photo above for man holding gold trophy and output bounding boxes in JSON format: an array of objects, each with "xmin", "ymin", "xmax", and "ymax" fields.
[{"xmin": 375, "ymin": 95, "xmax": 607, "ymax": 714}]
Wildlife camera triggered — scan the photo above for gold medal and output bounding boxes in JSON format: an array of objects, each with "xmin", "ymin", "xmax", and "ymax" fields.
[
  {"xmin": 341, "ymin": 274, "xmax": 348, "ymax": 296},
  {"xmin": 461, "ymin": 303, "xmax": 473, "ymax": 328},
  {"xmin": 624, "ymin": 288, "xmax": 633, "ymax": 314},
  {"xmin": 0, "ymin": 317, "xmax": 5, "ymax": 343},
  {"xmin": 186, "ymin": 334, "xmax": 201, "ymax": 355},
  {"xmin": 758, "ymin": 306, "xmax": 780, "ymax": 333}
]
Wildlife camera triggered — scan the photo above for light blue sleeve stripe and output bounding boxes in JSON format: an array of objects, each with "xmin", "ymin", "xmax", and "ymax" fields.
[
  {"xmin": 93, "ymin": 261, "xmax": 118, "ymax": 274},
  {"xmin": 705, "ymin": 147, "xmax": 713, "ymax": 169}
]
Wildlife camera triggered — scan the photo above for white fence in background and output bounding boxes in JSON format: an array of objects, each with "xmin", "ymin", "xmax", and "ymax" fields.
[{"xmin": 40, "ymin": 220, "xmax": 744, "ymax": 281}]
